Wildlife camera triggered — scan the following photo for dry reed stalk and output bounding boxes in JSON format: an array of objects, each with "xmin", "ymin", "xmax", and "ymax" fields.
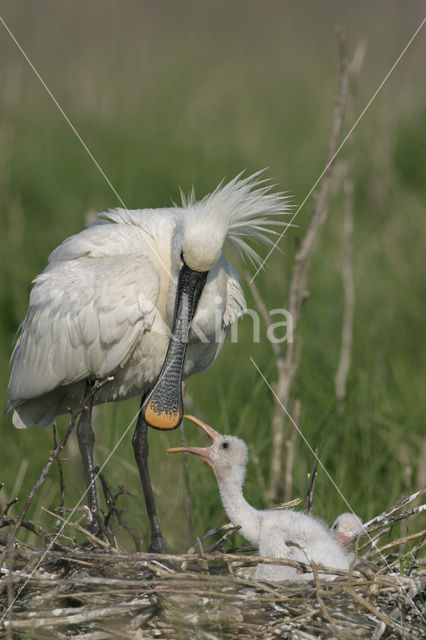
[
  {"xmin": 52, "ymin": 423, "xmax": 66, "ymax": 527},
  {"xmin": 268, "ymin": 28, "xmax": 349, "ymax": 502},
  {"xmin": 284, "ymin": 399, "xmax": 300, "ymax": 502},
  {"xmin": 9, "ymin": 377, "xmax": 113, "ymax": 545},
  {"xmin": 334, "ymin": 39, "xmax": 366, "ymax": 406},
  {"xmin": 334, "ymin": 160, "xmax": 355, "ymax": 404},
  {"xmin": 305, "ymin": 444, "xmax": 320, "ymax": 515}
]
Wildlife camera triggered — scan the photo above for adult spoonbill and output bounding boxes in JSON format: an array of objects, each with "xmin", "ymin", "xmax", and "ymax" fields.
[
  {"xmin": 7, "ymin": 172, "xmax": 289, "ymax": 552},
  {"xmin": 169, "ymin": 416, "xmax": 357, "ymax": 580}
]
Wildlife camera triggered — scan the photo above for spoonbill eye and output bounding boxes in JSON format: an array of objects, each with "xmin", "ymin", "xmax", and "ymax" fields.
[{"xmin": 221, "ymin": 441, "xmax": 230, "ymax": 450}]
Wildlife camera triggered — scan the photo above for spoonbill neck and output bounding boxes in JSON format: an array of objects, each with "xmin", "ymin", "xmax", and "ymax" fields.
[{"xmin": 214, "ymin": 468, "xmax": 260, "ymax": 546}]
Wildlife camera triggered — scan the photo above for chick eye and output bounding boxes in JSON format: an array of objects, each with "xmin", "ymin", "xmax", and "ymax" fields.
[{"xmin": 221, "ymin": 441, "xmax": 230, "ymax": 450}]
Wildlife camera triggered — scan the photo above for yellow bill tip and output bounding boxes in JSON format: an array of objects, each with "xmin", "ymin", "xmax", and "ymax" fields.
[{"xmin": 144, "ymin": 404, "xmax": 181, "ymax": 430}]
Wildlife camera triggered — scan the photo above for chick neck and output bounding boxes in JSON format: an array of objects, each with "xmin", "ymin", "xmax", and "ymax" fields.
[{"xmin": 213, "ymin": 462, "xmax": 260, "ymax": 546}]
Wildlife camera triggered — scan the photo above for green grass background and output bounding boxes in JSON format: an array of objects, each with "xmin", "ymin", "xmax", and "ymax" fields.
[{"xmin": 0, "ymin": 1, "xmax": 425, "ymax": 552}]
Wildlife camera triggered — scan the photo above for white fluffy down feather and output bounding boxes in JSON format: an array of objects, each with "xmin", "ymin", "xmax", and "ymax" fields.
[{"xmin": 169, "ymin": 416, "xmax": 362, "ymax": 582}]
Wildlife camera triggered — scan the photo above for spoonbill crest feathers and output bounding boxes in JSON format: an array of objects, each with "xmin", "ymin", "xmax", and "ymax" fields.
[{"xmin": 182, "ymin": 171, "xmax": 291, "ymax": 271}]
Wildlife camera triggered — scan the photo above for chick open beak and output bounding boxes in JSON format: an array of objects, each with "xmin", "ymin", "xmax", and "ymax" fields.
[
  {"xmin": 142, "ymin": 265, "xmax": 207, "ymax": 430},
  {"xmin": 167, "ymin": 414, "xmax": 222, "ymax": 468}
]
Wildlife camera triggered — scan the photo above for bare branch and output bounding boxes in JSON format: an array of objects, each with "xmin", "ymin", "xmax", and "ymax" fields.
[
  {"xmin": 96, "ymin": 468, "xmax": 143, "ymax": 552},
  {"xmin": 2, "ymin": 498, "xmax": 18, "ymax": 517},
  {"xmin": 243, "ymin": 268, "xmax": 280, "ymax": 357},
  {"xmin": 8, "ymin": 377, "xmax": 113, "ymax": 542},
  {"xmin": 0, "ymin": 515, "xmax": 54, "ymax": 544},
  {"xmin": 335, "ymin": 161, "xmax": 355, "ymax": 403},
  {"xmin": 52, "ymin": 423, "xmax": 65, "ymax": 524},
  {"xmin": 284, "ymin": 399, "xmax": 300, "ymax": 502},
  {"xmin": 305, "ymin": 444, "xmax": 321, "ymax": 515},
  {"xmin": 335, "ymin": 39, "xmax": 366, "ymax": 404},
  {"xmin": 269, "ymin": 29, "xmax": 349, "ymax": 502}
]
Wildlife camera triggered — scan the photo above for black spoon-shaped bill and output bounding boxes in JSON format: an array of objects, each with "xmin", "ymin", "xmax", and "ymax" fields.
[{"xmin": 142, "ymin": 263, "xmax": 208, "ymax": 430}]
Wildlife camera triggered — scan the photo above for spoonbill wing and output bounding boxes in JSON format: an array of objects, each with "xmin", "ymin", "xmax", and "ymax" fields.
[
  {"xmin": 8, "ymin": 254, "xmax": 159, "ymax": 407},
  {"xmin": 223, "ymin": 262, "xmax": 246, "ymax": 328}
]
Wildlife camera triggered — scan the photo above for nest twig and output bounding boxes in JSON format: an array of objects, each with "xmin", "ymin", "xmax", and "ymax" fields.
[{"xmin": 0, "ymin": 488, "xmax": 424, "ymax": 639}]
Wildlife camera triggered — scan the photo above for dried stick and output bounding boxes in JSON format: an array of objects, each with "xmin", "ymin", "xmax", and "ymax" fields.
[
  {"xmin": 11, "ymin": 378, "xmax": 112, "ymax": 539},
  {"xmin": 52, "ymin": 423, "xmax": 65, "ymax": 522},
  {"xmin": 242, "ymin": 269, "xmax": 294, "ymax": 503},
  {"xmin": 344, "ymin": 585, "xmax": 419, "ymax": 640},
  {"xmin": 112, "ymin": 487, "xmax": 144, "ymax": 550},
  {"xmin": 305, "ymin": 444, "xmax": 320, "ymax": 515},
  {"xmin": 287, "ymin": 540, "xmax": 353, "ymax": 640},
  {"xmin": 0, "ymin": 515, "xmax": 54, "ymax": 544},
  {"xmin": 269, "ymin": 28, "xmax": 349, "ymax": 502},
  {"xmin": 365, "ymin": 504, "xmax": 426, "ymax": 539},
  {"xmin": 205, "ymin": 525, "xmax": 242, "ymax": 553},
  {"xmin": 2, "ymin": 498, "xmax": 18, "ymax": 516},
  {"xmin": 0, "ymin": 376, "xmax": 113, "ymax": 577},
  {"xmin": 335, "ymin": 161, "xmax": 355, "ymax": 403},
  {"xmin": 368, "ymin": 529, "xmax": 426, "ymax": 557},
  {"xmin": 41, "ymin": 506, "xmax": 117, "ymax": 551},
  {"xmin": 96, "ymin": 469, "xmax": 143, "ymax": 551},
  {"xmin": 274, "ymin": 498, "xmax": 302, "ymax": 510},
  {"xmin": 284, "ymin": 399, "xmax": 300, "ymax": 502},
  {"xmin": 382, "ymin": 530, "xmax": 426, "ymax": 564},
  {"xmin": 3, "ymin": 602, "xmax": 147, "ymax": 632},
  {"xmin": 363, "ymin": 487, "xmax": 426, "ymax": 530},
  {"xmin": 243, "ymin": 268, "xmax": 280, "ymax": 357},
  {"xmin": 335, "ymin": 39, "xmax": 366, "ymax": 404}
]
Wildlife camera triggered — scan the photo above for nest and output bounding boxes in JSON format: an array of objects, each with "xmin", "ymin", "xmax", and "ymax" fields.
[{"xmin": 1, "ymin": 490, "xmax": 425, "ymax": 640}]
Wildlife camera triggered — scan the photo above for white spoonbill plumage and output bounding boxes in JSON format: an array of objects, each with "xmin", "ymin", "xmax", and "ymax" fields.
[
  {"xmin": 7, "ymin": 172, "xmax": 290, "ymax": 551},
  {"xmin": 332, "ymin": 512, "xmax": 364, "ymax": 550},
  {"xmin": 169, "ymin": 416, "xmax": 356, "ymax": 581}
]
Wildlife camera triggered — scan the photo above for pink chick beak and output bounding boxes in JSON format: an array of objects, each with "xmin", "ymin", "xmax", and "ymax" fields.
[
  {"xmin": 167, "ymin": 414, "xmax": 222, "ymax": 469},
  {"xmin": 333, "ymin": 530, "xmax": 352, "ymax": 549}
]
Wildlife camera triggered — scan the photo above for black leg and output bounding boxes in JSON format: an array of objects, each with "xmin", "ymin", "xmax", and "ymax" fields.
[
  {"xmin": 77, "ymin": 379, "xmax": 101, "ymax": 536},
  {"xmin": 133, "ymin": 398, "xmax": 167, "ymax": 553}
]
